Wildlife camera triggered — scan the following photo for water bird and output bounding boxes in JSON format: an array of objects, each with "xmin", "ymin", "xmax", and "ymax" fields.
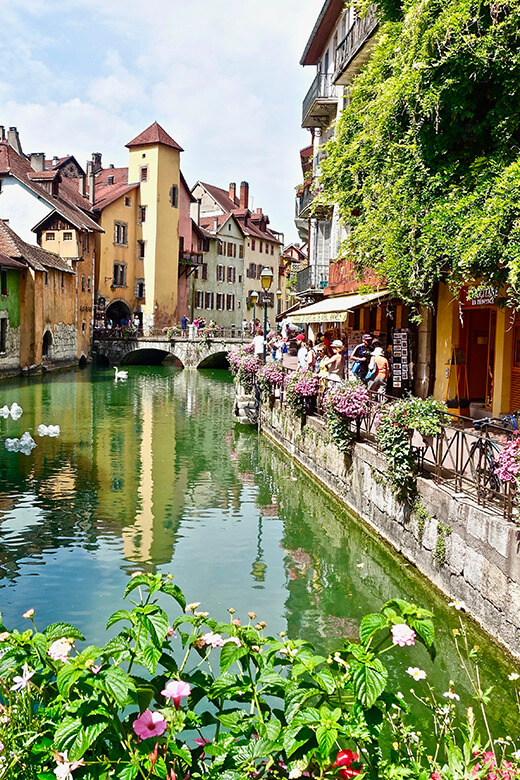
[{"xmin": 114, "ymin": 367, "xmax": 128, "ymax": 381}]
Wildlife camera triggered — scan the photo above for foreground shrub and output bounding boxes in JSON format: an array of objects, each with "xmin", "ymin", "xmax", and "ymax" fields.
[
  {"xmin": 0, "ymin": 576, "xmax": 519, "ymax": 779},
  {"xmin": 285, "ymin": 371, "xmax": 320, "ymax": 417},
  {"xmin": 227, "ymin": 346, "xmax": 259, "ymax": 393}
]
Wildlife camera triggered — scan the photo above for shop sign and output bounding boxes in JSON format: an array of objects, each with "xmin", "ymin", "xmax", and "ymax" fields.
[{"xmin": 465, "ymin": 286, "xmax": 498, "ymax": 307}]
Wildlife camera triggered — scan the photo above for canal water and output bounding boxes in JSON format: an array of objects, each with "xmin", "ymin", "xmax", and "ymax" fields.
[{"xmin": 0, "ymin": 366, "xmax": 517, "ymax": 736}]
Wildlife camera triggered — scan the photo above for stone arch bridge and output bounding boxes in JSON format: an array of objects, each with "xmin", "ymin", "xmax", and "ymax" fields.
[{"xmin": 92, "ymin": 334, "xmax": 243, "ymax": 369}]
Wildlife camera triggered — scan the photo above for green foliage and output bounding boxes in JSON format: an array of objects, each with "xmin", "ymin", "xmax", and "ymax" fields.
[
  {"xmin": 376, "ymin": 397, "xmax": 449, "ymax": 500},
  {"xmin": 320, "ymin": 0, "xmax": 520, "ymax": 308},
  {"xmin": 412, "ymin": 498, "xmax": 432, "ymax": 545},
  {"xmin": 0, "ymin": 576, "xmax": 519, "ymax": 779},
  {"xmin": 435, "ymin": 521, "xmax": 453, "ymax": 565}
]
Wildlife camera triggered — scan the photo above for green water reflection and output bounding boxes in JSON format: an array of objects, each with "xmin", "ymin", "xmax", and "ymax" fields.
[{"xmin": 0, "ymin": 366, "xmax": 517, "ymax": 737}]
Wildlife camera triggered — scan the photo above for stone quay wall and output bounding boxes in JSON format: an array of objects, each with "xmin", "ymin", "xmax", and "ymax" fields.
[{"xmin": 260, "ymin": 403, "xmax": 520, "ymax": 659}]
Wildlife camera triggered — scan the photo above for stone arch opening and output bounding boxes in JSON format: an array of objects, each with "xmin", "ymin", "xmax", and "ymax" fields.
[
  {"xmin": 42, "ymin": 330, "xmax": 53, "ymax": 359},
  {"xmin": 106, "ymin": 300, "xmax": 133, "ymax": 327},
  {"xmin": 78, "ymin": 354, "xmax": 88, "ymax": 368},
  {"xmin": 121, "ymin": 348, "xmax": 184, "ymax": 367},
  {"xmin": 95, "ymin": 353, "xmax": 110, "ymax": 367},
  {"xmin": 197, "ymin": 351, "xmax": 230, "ymax": 369}
]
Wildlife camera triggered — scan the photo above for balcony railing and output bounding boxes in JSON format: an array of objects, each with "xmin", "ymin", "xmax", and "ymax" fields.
[
  {"xmin": 295, "ymin": 185, "xmax": 314, "ymax": 218},
  {"xmin": 179, "ymin": 250, "xmax": 203, "ymax": 266},
  {"xmin": 295, "ymin": 264, "xmax": 329, "ymax": 294},
  {"xmin": 334, "ymin": 8, "xmax": 378, "ymax": 84},
  {"xmin": 302, "ymin": 73, "xmax": 340, "ymax": 127}
]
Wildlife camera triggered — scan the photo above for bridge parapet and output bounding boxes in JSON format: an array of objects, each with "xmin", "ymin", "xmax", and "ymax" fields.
[{"xmin": 92, "ymin": 335, "xmax": 243, "ymax": 368}]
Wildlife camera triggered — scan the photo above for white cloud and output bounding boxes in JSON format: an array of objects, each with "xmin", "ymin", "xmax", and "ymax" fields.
[{"xmin": 1, "ymin": 0, "xmax": 322, "ymax": 240}]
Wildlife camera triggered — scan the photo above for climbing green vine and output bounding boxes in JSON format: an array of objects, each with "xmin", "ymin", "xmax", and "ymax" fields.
[{"xmin": 319, "ymin": 0, "xmax": 520, "ymax": 309}]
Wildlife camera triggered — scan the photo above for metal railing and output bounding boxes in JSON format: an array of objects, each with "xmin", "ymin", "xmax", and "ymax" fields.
[
  {"xmin": 295, "ymin": 264, "xmax": 329, "ymax": 293},
  {"xmin": 93, "ymin": 327, "xmax": 249, "ymax": 342},
  {"xmin": 302, "ymin": 74, "xmax": 340, "ymax": 125},
  {"xmin": 260, "ymin": 365, "xmax": 517, "ymax": 522},
  {"xmin": 295, "ymin": 186, "xmax": 314, "ymax": 218},
  {"xmin": 335, "ymin": 8, "xmax": 378, "ymax": 78}
]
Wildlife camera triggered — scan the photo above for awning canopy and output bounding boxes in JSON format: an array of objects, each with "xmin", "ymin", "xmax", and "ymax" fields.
[{"xmin": 286, "ymin": 290, "xmax": 390, "ymax": 324}]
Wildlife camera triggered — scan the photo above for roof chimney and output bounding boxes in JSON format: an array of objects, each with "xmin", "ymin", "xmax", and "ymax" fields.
[
  {"xmin": 229, "ymin": 182, "xmax": 237, "ymax": 204},
  {"xmin": 7, "ymin": 127, "xmax": 22, "ymax": 155},
  {"xmin": 52, "ymin": 156, "xmax": 59, "ymax": 166},
  {"xmin": 30, "ymin": 152, "xmax": 46, "ymax": 172},
  {"xmin": 79, "ymin": 173, "xmax": 87, "ymax": 198},
  {"xmin": 87, "ymin": 160, "xmax": 95, "ymax": 205},
  {"xmin": 108, "ymin": 175, "xmax": 114, "ymax": 185},
  {"xmin": 213, "ymin": 217, "xmax": 219, "ymax": 232},
  {"xmin": 0, "ymin": 127, "xmax": 5, "ymax": 142},
  {"xmin": 109, "ymin": 163, "xmax": 115, "ymax": 169},
  {"xmin": 239, "ymin": 181, "xmax": 249, "ymax": 209},
  {"xmin": 91, "ymin": 152, "xmax": 102, "ymax": 173}
]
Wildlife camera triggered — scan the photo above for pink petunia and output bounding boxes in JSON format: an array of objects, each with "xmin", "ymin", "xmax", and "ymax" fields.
[
  {"xmin": 132, "ymin": 710, "xmax": 168, "ymax": 740},
  {"xmin": 391, "ymin": 624, "xmax": 416, "ymax": 647},
  {"xmin": 161, "ymin": 680, "xmax": 191, "ymax": 709}
]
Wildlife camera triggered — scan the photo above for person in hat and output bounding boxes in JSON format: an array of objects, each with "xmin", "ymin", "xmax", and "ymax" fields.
[
  {"xmin": 349, "ymin": 334, "xmax": 373, "ymax": 382},
  {"xmin": 322, "ymin": 339, "xmax": 345, "ymax": 382},
  {"xmin": 366, "ymin": 346, "xmax": 391, "ymax": 399},
  {"xmin": 297, "ymin": 334, "xmax": 308, "ymax": 370}
]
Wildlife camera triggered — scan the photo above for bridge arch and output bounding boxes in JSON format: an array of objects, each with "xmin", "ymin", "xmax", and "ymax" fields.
[
  {"xmin": 197, "ymin": 351, "xmax": 230, "ymax": 369},
  {"xmin": 121, "ymin": 348, "xmax": 184, "ymax": 367}
]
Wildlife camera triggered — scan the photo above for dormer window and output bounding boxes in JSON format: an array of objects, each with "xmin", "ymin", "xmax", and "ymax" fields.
[
  {"xmin": 63, "ymin": 231, "xmax": 73, "ymax": 241},
  {"xmin": 46, "ymin": 232, "xmax": 55, "ymax": 241}
]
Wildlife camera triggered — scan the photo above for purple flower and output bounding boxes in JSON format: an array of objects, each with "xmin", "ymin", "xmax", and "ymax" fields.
[{"xmin": 132, "ymin": 710, "xmax": 167, "ymax": 740}]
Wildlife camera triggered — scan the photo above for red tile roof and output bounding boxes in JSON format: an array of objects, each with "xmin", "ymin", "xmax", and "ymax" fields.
[
  {"xmin": 0, "ymin": 251, "xmax": 25, "ymax": 269},
  {"xmin": 195, "ymin": 180, "xmax": 282, "ymax": 244},
  {"xmin": 126, "ymin": 122, "xmax": 183, "ymax": 151},
  {"xmin": 198, "ymin": 182, "xmax": 239, "ymax": 213},
  {"xmin": 94, "ymin": 182, "xmax": 140, "ymax": 211},
  {"xmin": 0, "ymin": 141, "xmax": 102, "ymax": 234},
  {"xmin": 95, "ymin": 167, "xmax": 128, "ymax": 185},
  {"xmin": 0, "ymin": 220, "xmax": 74, "ymax": 273},
  {"xmin": 27, "ymin": 170, "xmax": 59, "ymax": 181}
]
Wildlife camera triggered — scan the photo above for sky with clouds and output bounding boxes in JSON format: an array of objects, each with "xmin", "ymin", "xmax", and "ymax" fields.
[{"xmin": 0, "ymin": 0, "xmax": 323, "ymax": 242}]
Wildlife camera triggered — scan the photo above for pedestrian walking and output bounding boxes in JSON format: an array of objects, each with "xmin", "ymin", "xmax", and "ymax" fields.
[
  {"xmin": 366, "ymin": 347, "xmax": 391, "ymax": 400},
  {"xmin": 322, "ymin": 339, "xmax": 345, "ymax": 383},
  {"xmin": 181, "ymin": 315, "xmax": 189, "ymax": 338},
  {"xmin": 349, "ymin": 334, "xmax": 373, "ymax": 382}
]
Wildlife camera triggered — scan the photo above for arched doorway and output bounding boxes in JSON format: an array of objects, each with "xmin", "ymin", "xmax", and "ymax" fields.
[
  {"xmin": 42, "ymin": 330, "xmax": 52, "ymax": 359},
  {"xmin": 106, "ymin": 300, "xmax": 133, "ymax": 327}
]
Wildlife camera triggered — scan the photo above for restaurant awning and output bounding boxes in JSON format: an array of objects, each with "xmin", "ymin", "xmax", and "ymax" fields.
[{"xmin": 286, "ymin": 290, "xmax": 390, "ymax": 324}]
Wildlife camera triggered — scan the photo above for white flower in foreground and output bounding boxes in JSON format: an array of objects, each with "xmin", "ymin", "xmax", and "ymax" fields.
[
  {"xmin": 448, "ymin": 599, "xmax": 467, "ymax": 611},
  {"xmin": 512, "ymin": 749, "xmax": 520, "ymax": 760},
  {"xmin": 406, "ymin": 667, "xmax": 427, "ymax": 681},
  {"xmin": 10, "ymin": 663, "xmax": 35, "ymax": 692},
  {"xmin": 508, "ymin": 672, "xmax": 520, "ymax": 681},
  {"xmin": 443, "ymin": 690, "xmax": 460, "ymax": 701}
]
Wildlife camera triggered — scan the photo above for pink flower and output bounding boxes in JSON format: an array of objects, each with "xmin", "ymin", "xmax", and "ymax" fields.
[
  {"xmin": 201, "ymin": 631, "xmax": 225, "ymax": 648},
  {"xmin": 430, "ymin": 774, "xmax": 441, "ymax": 780},
  {"xmin": 166, "ymin": 626, "xmax": 177, "ymax": 638},
  {"xmin": 91, "ymin": 665, "xmax": 102, "ymax": 674},
  {"xmin": 161, "ymin": 680, "xmax": 191, "ymax": 709},
  {"xmin": 223, "ymin": 636, "xmax": 241, "ymax": 647},
  {"xmin": 391, "ymin": 624, "xmax": 416, "ymax": 647},
  {"xmin": 48, "ymin": 638, "xmax": 73, "ymax": 662},
  {"xmin": 132, "ymin": 710, "xmax": 168, "ymax": 740},
  {"xmin": 193, "ymin": 737, "xmax": 210, "ymax": 747}
]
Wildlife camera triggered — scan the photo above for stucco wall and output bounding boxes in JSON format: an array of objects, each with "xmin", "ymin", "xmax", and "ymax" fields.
[{"xmin": 261, "ymin": 404, "xmax": 520, "ymax": 659}]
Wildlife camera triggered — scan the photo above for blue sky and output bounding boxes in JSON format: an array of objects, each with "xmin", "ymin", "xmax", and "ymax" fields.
[{"xmin": 0, "ymin": 0, "xmax": 323, "ymax": 242}]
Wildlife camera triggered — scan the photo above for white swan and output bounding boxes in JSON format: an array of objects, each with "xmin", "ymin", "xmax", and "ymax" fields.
[{"xmin": 114, "ymin": 367, "xmax": 128, "ymax": 381}]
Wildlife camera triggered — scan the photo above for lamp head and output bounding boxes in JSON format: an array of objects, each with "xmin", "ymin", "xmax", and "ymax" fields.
[
  {"xmin": 251, "ymin": 291, "xmax": 259, "ymax": 304},
  {"xmin": 276, "ymin": 288, "xmax": 282, "ymax": 300},
  {"xmin": 260, "ymin": 267, "xmax": 274, "ymax": 291}
]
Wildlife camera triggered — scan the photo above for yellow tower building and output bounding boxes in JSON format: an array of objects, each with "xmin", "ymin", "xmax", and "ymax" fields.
[{"xmin": 126, "ymin": 122, "xmax": 183, "ymax": 331}]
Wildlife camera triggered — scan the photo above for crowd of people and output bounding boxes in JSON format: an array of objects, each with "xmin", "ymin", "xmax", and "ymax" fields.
[{"xmin": 252, "ymin": 326, "xmax": 391, "ymax": 398}]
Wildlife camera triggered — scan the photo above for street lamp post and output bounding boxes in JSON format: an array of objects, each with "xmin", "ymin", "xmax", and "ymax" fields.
[
  {"xmin": 250, "ymin": 290, "xmax": 259, "ymax": 334},
  {"xmin": 276, "ymin": 289, "xmax": 282, "ymax": 320},
  {"xmin": 260, "ymin": 267, "xmax": 274, "ymax": 363}
]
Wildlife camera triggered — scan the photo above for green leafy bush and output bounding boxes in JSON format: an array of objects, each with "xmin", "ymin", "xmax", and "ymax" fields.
[{"xmin": 0, "ymin": 576, "xmax": 519, "ymax": 779}]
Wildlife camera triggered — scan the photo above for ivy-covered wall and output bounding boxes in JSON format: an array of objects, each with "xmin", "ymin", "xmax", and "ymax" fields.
[{"xmin": 0, "ymin": 270, "xmax": 21, "ymax": 327}]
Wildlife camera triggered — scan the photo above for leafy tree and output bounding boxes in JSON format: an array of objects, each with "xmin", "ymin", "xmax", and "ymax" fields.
[{"xmin": 320, "ymin": 0, "xmax": 520, "ymax": 309}]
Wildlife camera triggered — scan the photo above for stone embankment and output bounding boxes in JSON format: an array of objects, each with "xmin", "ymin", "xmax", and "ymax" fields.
[{"xmin": 260, "ymin": 403, "xmax": 520, "ymax": 659}]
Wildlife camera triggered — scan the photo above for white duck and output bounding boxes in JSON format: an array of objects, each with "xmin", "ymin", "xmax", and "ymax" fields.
[{"xmin": 114, "ymin": 367, "xmax": 128, "ymax": 381}]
